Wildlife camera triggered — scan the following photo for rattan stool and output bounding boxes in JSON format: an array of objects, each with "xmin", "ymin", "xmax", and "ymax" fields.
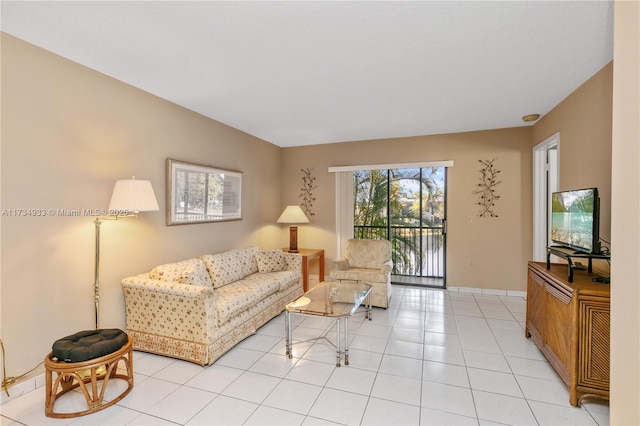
[{"xmin": 44, "ymin": 334, "xmax": 134, "ymax": 418}]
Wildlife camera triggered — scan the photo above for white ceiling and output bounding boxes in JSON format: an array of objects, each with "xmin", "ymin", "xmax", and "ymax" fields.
[{"xmin": 1, "ymin": 1, "xmax": 614, "ymax": 148}]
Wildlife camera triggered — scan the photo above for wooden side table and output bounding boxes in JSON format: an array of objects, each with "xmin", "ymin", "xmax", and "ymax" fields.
[{"xmin": 283, "ymin": 248, "xmax": 324, "ymax": 291}]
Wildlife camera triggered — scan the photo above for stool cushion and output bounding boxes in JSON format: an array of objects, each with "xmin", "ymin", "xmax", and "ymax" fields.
[{"xmin": 52, "ymin": 329, "xmax": 128, "ymax": 362}]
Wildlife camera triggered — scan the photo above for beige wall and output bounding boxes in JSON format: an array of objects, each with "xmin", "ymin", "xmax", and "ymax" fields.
[
  {"xmin": 0, "ymin": 34, "xmax": 287, "ymax": 375},
  {"xmin": 281, "ymin": 127, "xmax": 534, "ymax": 291},
  {"xmin": 533, "ymin": 62, "xmax": 613, "ymax": 244},
  {"xmin": 610, "ymin": 1, "xmax": 640, "ymax": 423}
]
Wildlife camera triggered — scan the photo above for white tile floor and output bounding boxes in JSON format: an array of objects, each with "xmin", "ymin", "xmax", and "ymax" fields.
[{"xmin": 0, "ymin": 285, "xmax": 610, "ymax": 425}]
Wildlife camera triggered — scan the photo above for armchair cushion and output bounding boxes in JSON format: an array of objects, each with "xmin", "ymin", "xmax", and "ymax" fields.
[
  {"xmin": 329, "ymin": 268, "xmax": 388, "ymax": 284},
  {"xmin": 346, "ymin": 239, "xmax": 392, "ymax": 269}
]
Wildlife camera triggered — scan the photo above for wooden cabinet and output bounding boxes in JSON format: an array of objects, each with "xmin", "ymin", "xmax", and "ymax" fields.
[{"xmin": 526, "ymin": 261, "xmax": 610, "ymax": 406}]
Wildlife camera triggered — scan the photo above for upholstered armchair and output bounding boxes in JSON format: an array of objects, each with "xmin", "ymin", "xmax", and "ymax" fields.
[{"xmin": 329, "ymin": 239, "xmax": 393, "ymax": 308}]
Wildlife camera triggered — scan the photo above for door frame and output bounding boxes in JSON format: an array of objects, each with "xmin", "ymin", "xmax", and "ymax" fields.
[{"xmin": 533, "ymin": 133, "xmax": 560, "ymax": 261}]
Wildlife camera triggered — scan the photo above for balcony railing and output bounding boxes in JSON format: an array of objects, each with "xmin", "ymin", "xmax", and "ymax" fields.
[{"xmin": 354, "ymin": 225, "xmax": 444, "ymax": 278}]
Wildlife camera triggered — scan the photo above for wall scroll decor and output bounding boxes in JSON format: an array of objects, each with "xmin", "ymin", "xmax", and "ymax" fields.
[
  {"xmin": 473, "ymin": 158, "xmax": 501, "ymax": 217},
  {"xmin": 166, "ymin": 159, "xmax": 242, "ymax": 225},
  {"xmin": 299, "ymin": 168, "xmax": 317, "ymax": 216}
]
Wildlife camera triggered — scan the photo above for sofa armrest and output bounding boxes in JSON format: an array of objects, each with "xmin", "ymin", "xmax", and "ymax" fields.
[
  {"xmin": 283, "ymin": 252, "xmax": 302, "ymax": 271},
  {"xmin": 122, "ymin": 274, "xmax": 214, "ymax": 297},
  {"xmin": 331, "ymin": 260, "xmax": 350, "ymax": 271},
  {"xmin": 121, "ymin": 274, "xmax": 217, "ymax": 343}
]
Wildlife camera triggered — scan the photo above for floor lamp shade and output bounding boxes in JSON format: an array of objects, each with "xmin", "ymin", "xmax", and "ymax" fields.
[
  {"xmin": 108, "ymin": 178, "xmax": 160, "ymax": 213},
  {"xmin": 277, "ymin": 205, "xmax": 309, "ymax": 253}
]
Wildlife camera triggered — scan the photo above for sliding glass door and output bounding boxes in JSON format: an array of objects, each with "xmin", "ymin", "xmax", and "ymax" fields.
[{"xmin": 353, "ymin": 167, "xmax": 446, "ymax": 287}]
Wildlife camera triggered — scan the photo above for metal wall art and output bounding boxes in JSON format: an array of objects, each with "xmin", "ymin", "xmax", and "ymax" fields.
[
  {"xmin": 299, "ymin": 168, "xmax": 317, "ymax": 217},
  {"xmin": 473, "ymin": 158, "xmax": 501, "ymax": 217}
]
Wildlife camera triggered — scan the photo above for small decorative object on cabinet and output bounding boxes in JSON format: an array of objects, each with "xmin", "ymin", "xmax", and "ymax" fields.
[{"xmin": 525, "ymin": 261, "xmax": 610, "ymax": 407}]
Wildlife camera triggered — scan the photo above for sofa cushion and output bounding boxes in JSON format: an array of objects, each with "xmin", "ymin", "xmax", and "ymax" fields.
[
  {"xmin": 256, "ymin": 250, "xmax": 287, "ymax": 273},
  {"xmin": 201, "ymin": 252, "xmax": 245, "ymax": 288},
  {"xmin": 150, "ymin": 258, "xmax": 213, "ymax": 287},
  {"xmin": 233, "ymin": 246, "xmax": 260, "ymax": 277},
  {"xmin": 178, "ymin": 259, "xmax": 213, "ymax": 287},
  {"xmin": 255, "ymin": 270, "xmax": 301, "ymax": 292},
  {"xmin": 150, "ymin": 261, "xmax": 187, "ymax": 282},
  {"xmin": 214, "ymin": 278, "xmax": 280, "ymax": 325}
]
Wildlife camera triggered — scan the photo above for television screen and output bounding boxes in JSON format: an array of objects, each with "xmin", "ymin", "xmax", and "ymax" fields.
[{"xmin": 551, "ymin": 188, "xmax": 600, "ymax": 254}]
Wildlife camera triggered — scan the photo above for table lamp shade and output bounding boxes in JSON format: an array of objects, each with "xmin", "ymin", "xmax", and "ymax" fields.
[
  {"xmin": 276, "ymin": 205, "xmax": 310, "ymax": 224},
  {"xmin": 108, "ymin": 179, "xmax": 159, "ymax": 213},
  {"xmin": 277, "ymin": 205, "xmax": 309, "ymax": 253}
]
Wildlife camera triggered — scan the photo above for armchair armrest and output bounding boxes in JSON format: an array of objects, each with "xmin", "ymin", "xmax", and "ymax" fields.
[
  {"xmin": 331, "ymin": 260, "xmax": 350, "ymax": 271},
  {"xmin": 381, "ymin": 259, "xmax": 393, "ymax": 275}
]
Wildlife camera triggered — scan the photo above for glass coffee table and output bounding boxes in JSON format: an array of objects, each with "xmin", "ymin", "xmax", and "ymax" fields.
[{"xmin": 285, "ymin": 280, "xmax": 372, "ymax": 367}]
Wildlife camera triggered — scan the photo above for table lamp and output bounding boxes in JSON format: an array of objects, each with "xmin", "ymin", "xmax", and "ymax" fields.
[{"xmin": 277, "ymin": 205, "xmax": 309, "ymax": 253}]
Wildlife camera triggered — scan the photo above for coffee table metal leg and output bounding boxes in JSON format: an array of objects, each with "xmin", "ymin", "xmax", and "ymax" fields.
[
  {"xmin": 335, "ymin": 318, "xmax": 341, "ymax": 367},
  {"xmin": 285, "ymin": 311, "xmax": 292, "ymax": 358},
  {"xmin": 344, "ymin": 317, "xmax": 349, "ymax": 365},
  {"xmin": 367, "ymin": 293, "xmax": 372, "ymax": 320}
]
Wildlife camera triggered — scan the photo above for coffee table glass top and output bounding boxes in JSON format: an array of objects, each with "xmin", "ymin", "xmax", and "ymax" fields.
[{"xmin": 286, "ymin": 281, "xmax": 371, "ymax": 318}]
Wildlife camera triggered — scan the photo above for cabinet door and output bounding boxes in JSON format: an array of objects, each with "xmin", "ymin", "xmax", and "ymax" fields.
[
  {"xmin": 526, "ymin": 269, "xmax": 545, "ymax": 344},
  {"xmin": 578, "ymin": 297, "xmax": 610, "ymax": 394},
  {"xmin": 543, "ymin": 284, "xmax": 572, "ymax": 385}
]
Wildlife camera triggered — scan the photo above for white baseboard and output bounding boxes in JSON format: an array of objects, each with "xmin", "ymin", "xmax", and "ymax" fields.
[
  {"xmin": 447, "ymin": 286, "xmax": 526, "ymax": 298},
  {"xmin": 0, "ymin": 373, "xmax": 45, "ymax": 405},
  {"xmin": 507, "ymin": 290, "xmax": 527, "ymax": 298}
]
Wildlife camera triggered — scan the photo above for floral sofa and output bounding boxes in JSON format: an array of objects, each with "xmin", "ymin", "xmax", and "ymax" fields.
[{"xmin": 121, "ymin": 246, "xmax": 302, "ymax": 366}]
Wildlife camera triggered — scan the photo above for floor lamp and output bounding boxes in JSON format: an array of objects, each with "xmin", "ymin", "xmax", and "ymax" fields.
[
  {"xmin": 93, "ymin": 178, "xmax": 159, "ymax": 329},
  {"xmin": 277, "ymin": 205, "xmax": 310, "ymax": 253}
]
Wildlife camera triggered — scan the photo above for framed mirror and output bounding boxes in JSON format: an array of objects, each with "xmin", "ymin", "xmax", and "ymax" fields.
[{"xmin": 166, "ymin": 159, "xmax": 242, "ymax": 225}]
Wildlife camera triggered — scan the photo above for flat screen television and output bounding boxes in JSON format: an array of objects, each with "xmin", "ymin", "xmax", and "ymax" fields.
[{"xmin": 551, "ymin": 188, "xmax": 601, "ymax": 254}]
